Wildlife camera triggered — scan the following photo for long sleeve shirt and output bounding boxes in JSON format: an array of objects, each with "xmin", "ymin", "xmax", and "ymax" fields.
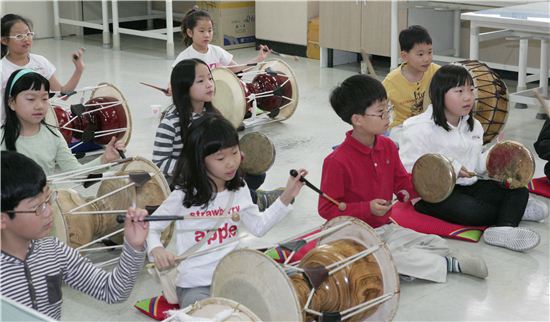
[
  {"xmin": 147, "ymin": 184, "xmax": 291, "ymax": 288},
  {"xmin": 0, "ymin": 238, "xmax": 145, "ymax": 320},
  {"xmin": 0, "ymin": 125, "xmax": 101, "ymax": 176},
  {"xmin": 318, "ymin": 131, "xmax": 417, "ymax": 228},
  {"xmin": 399, "ymin": 105, "xmax": 486, "ymax": 186}
]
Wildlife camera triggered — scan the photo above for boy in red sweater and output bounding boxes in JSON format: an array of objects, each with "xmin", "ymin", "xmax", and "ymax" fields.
[{"xmin": 318, "ymin": 74, "xmax": 487, "ymax": 282}]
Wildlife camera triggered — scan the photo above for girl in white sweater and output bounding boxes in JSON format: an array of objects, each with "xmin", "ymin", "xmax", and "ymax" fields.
[
  {"xmin": 147, "ymin": 113, "xmax": 306, "ymax": 308},
  {"xmin": 399, "ymin": 64, "xmax": 545, "ymax": 252}
]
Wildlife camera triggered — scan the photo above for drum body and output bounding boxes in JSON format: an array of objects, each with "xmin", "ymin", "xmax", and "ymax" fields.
[
  {"xmin": 181, "ymin": 297, "xmax": 260, "ymax": 321},
  {"xmin": 47, "ymin": 83, "xmax": 132, "ymax": 147},
  {"xmin": 211, "ymin": 59, "xmax": 299, "ymax": 129},
  {"xmin": 412, "ymin": 153, "xmax": 456, "ymax": 203},
  {"xmin": 454, "ymin": 60, "xmax": 509, "ymax": 145},
  {"xmin": 51, "ymin": 157, "xmax": 173, "ymax": 248},
  {"xmin": 486, "ymin": 140, "xmax": 535, "ymax": 189},
  {"xmin": 211, "ymin": 216, "xmax": 399, "ymax": 321},
  {"xmin": 239, "ymin": 132, "xmax": 276, "ymax": 175}
]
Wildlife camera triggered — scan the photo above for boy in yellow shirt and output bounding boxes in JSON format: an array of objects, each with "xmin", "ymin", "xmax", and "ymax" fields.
[{"xmin": 383, "ymin": 25, "xmax": 440, "ymax": 146}]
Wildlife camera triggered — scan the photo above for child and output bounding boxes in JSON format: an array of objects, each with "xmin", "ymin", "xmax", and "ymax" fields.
[
  {"xmin": 147, "ymin": 113, "xmax": 306, "ymax": 308},
  {"xmin": 1, "ymin": 150, "xmax": 149, "ymax": 320},
  {"xmin": 1, "ymin": 14, "xmax": 84, "ymax": 122},
  {"xmin": 153, "ymin": 59, "xmax": 283, "ymax": 211},
  {"xmin": 382, "ymin": 25, "xmax": 440, "ymax": 145},
  {"xmin": 1, "ymin": 69, "xmax": 124, "ymax": 175},
  {"xmin": 399, "ymin": 64, "xmax": 547, "ymax": 251},
  {"xmin": 172, "ymin": 7, "xmax": 269, "ymax": 73},
  {"xmin": 534, "ymin": 118, "xmax": 550, "ymax": 181},
  {"xmin": 319, "ymin": 74, "xmax": 488, "ymax": 283}
]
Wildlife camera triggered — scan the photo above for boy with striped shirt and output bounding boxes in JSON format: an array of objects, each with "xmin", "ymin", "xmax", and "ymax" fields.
[{"xmin": 0, "ymin": 151, "xmax": 149, "ymax": 320}]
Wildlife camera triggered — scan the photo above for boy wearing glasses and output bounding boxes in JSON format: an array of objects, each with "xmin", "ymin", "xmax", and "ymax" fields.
[
  {"xmin": 318, "ymin": 74, "xmax": 488, "ymax": 283},
  {"xmin": 1, "ymin": 151, "xmax": 149, "ymax": 320}
]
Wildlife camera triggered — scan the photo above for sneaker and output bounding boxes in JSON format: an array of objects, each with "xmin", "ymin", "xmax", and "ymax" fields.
[
  {"xmin": 256, "ymin": 188, "xmax": 285, "ymax": 211},
  {"xmin": 237, "ymin": 122, "xmax": 245, "ymax": 132},
  {"xmin": 522, "ymin": 198, "xmax": 549, "ymax": 222},
  {"xmin": 483, "ymin": 226, "xmax": 541, "ymax": 252},
  {"xmin": 452, "ymin": 251, "xmax": 488, "ymax": 279}
]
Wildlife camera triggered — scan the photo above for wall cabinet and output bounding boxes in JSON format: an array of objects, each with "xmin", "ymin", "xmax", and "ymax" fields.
[{"xmin": 320, "ymin": 1, "xmax": 407, "ymax": 57}]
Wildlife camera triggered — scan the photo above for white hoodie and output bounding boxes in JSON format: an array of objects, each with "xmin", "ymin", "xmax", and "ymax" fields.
[{"xmin": 399, "ymin": 105, "xmax": 487, "ymax": 186}]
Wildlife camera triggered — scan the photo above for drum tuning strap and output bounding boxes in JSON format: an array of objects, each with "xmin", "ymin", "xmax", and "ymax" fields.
[
  {"xmin": 279, "ymin": 239, "xmax": 307, "ymax": 252},
  {"xmin": 81, "ymin": 129, "xmax": 95, "ymax": 143},
  {"xmin": 320, "ymin": 311, "xmax": 342, "ymax": 322},
  {"xmin": 302, "ymin": 265, "xmax": 329, "ymax": 289},
  {"xmin": 145, "ymin": 205, "xmax": 160, "ymax": 215},
  {"xmin": 128, "ymin": 171, "xmax": 152, "ymax": 187},
  {"xmin": 83, "ymin": 173, "xmax": 103, "ymax": 188},
  {"xmin": 70, "ymin": 103, "xmax": 86, "ymax": 117}
]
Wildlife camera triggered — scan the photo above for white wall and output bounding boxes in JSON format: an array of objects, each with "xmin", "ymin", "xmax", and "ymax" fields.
[
  {"xmin": 256, "ymin": 0, "xmax": 317, "ymax": 46},
  {"xmin": 2, "ymin": 1, "xmax": 80, "ymax": 38}
]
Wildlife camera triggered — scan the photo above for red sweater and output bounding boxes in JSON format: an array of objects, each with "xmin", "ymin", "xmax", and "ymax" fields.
[{"xmin": 318, "ymin": 131, "xmax": 417, "ymax": 228}]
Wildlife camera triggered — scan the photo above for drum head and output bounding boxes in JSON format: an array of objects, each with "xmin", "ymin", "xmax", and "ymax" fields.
[
  {"xmin": 454, "ymin": 60, "xmax": 509, "ymax": 145},
  {"xmin": 212, "ymin": 249, "xmax": 302, "ymax": 321},
  {"xmin": 184, "ymin": 297, "xmax": 261, "ymax": 321},
  {"xmin": 486, "ymin": 140, "xmax": 535, "ymax": 189},
  {"xmin": 318, "ymin": 216, "xmax": 400, "ymax": 322},
  {"xmin": 51, "ymin": 189, "xmax": 96, "ymax": 248},
  {"xmin": 90, "ymin": 83, "xmax": 132, "ymax": 146},
  {"xmin": 212, "ymin": 67, "xmax": 246, "ymax": 129},
  {"xmin": 96, "ymin": 157, "xmax": 174, "ymax": 247},
  {"xmin": 256, "ymin": 59, "xmax": 299, "ymax": 121},
  {"xmin": 412, "ymin": 154, "xmax": 456, "ymax": 203},
  {"xmin": 239, "ymin": 132, "xmax": 276, "ymax": 175}
]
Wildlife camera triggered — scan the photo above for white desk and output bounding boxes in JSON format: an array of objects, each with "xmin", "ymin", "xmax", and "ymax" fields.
[{"xmin": 461, "ymin": 2, "xmax": 550, "ymax": 108}]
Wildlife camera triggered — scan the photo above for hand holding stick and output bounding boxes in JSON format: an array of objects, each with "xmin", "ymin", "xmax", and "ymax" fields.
[
  {"xmin": 116, "ymin": 215, "xmax": 185, "ymax": 224},
  {"xmin": 290, "ymin": 169, "xmax": 346, "ymax": 211}
]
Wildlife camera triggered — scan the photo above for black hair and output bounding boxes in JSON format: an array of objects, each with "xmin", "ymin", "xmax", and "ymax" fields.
[
  {"xmin": 1, "ymin": 14, "xmax": 33, "ymax": 58},
  {"xmin": 2, "ymin": 69, "xmax": 57, "ymax": 151},
  {"xmin": 172, "ymin": 113, "xmax": 244, "ymax": 208},
  {"xmin": 399, "ymin": 25, "xmax": 432, "ymax": 52},
  {"xmin": 329, "ymin": 74, "xmax": 387, "ymax": 125},
  {"xmin": 429, "ymin": 64, "xmax": 475, "ymax": 132},
  {"xmin": 170, "ymin": 58, "xmax": 220, "ymax": 145},
  {"xmin": 1, "ymin": 151, "xmax": 47, "ymax": 218},
  {"xmin": 181, "ymin": 6, "xmax": 213, "ymax": 47}
]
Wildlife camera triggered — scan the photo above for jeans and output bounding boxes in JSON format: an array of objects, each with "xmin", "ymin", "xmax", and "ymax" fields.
[{"xmin": 244, "ymin": 172, "xmax": 266, "ymax": 204}]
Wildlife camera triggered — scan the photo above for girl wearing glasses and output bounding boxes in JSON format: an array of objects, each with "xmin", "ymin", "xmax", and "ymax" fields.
[{"xmin": 1, "ymin": 14, "xmax": 84, "ymax": 123}]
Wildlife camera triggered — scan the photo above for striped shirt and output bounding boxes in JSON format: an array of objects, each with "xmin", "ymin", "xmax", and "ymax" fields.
[
  {"xmin": 1, "ymin": 237, "xmax": 145, "ymax": 320},
  {"xmin": 152, "ymin": 106, "xmax": 203, "ymax": 183}
]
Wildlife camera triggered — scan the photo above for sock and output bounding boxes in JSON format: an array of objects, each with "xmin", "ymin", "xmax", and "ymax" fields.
[{"xmin": 446, "ymin": 256, "xmax": 461, "ymax": 273}]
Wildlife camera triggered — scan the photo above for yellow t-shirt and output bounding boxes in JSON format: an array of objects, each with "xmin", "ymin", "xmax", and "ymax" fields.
[{"xmin": 383, "ymin": 63, "xmax": 440, "ymax": 127}]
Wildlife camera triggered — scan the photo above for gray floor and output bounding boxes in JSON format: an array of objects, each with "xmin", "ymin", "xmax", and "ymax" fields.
[{"xmin": 32, "ymin": 33, "xmax": 549, "ymax": 321}]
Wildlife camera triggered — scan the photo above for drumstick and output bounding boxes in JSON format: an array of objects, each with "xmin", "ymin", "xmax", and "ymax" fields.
[
  {"xmin": 139, "ymin": 82, "xmax": 169, "ymax": 95},
  {"xmin": 261, "ymin": 47, "xmax": 299, "ymax": 61},
  {"xmin": 289, "ymin": 169, "xmax": 347, "ymax": 211},
  {"xmin": 116, "ymin": 215, "xmax": 185, "ymax": 224},
  {"xmin": 533, "ymin": 90, "xmax": 550, "ymax": 119}
]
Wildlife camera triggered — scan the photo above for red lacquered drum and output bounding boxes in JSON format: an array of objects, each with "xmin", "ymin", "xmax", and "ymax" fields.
[{"xmin": 212, "ymin": 59, "xmax": 299, "ymax": 129}]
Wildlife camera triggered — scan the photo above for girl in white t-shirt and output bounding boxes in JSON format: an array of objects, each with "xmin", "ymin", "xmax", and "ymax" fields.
[
  {"xmin": 173, "ymin": 6, "xmax": 269, "ymax": 71},
  {"xmin": 1, "ymin": 14, "xmax": 84, "ymax": 100},
  {"xmin": 147, "ymin": 113, "xmax": 306, "ymax": 308}
]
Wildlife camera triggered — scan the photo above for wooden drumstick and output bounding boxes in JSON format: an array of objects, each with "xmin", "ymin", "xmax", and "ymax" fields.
[
  {"xmin": 290, "ymin": 169, "xmax": 346, "ymax": 211},
  {"xmin": 140, "ymin": 82, "xmax": 169, "ymax": 95},
  {"xmin": 261, "ymin": 46, "xmax": 299, "ymax": 61}
]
